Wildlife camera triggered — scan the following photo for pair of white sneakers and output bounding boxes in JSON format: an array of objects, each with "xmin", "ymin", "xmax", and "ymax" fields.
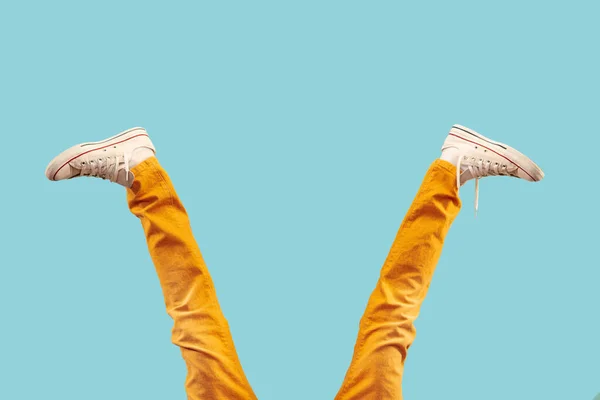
[{"xmin": 44, "ymin": 125, "xmax": 544, "ymax": 213}]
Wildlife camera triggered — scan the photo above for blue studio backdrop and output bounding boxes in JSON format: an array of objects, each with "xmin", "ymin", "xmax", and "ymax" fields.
[{"xmin": 0, "ymin": 1, "xmax": 598, "ymax": 399}]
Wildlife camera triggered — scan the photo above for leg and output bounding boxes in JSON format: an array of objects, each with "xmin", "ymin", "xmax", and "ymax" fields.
[
  {"xmin": 46, "ymin": 128, "xmax": 257, "ymax": 400},
  {"xmin": 335, "ymin": 159, "xmax": 461, "ymax": 400},
  {"xmin": 334, "ymin": 124, "xmax": 544, "ymax": 400},
  {"xmin": 127, "ymin": 157, "xmax": 257, "ymax": 400}
]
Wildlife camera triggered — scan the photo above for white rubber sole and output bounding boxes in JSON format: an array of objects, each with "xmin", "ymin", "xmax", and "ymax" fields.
[
  {"xmin": 449, "ymin": 125, "xmax": 544, "ymax": 181},
  {"xmin": 45, "ymin": 127, "xmax": 150, "ymax": 181}
]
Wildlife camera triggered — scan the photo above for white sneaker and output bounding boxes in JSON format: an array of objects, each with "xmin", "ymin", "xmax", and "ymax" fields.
[
  {"xmin": 45, "ymin": 127, "xmax": 156, "ymax": 188},
  {"xmin": 441, "ymin": 124, "xmax": 544, "ymax": 214}
]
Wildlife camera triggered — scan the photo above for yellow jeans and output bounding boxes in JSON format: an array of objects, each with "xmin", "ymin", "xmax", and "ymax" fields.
[{"xmin": 127, "ymin": 157, "xmax": 460, "ymax": 400}]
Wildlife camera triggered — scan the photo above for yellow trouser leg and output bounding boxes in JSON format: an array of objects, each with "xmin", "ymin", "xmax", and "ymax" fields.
[
  {"xmin": 335, "ymin": 159, "xmax": 462, "ymax": 400},
  {"xmin": 127, "ymin": 157, "xmax": 257, "ymax": 400}
]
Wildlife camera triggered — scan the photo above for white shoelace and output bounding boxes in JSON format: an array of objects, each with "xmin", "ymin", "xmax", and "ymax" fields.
[
  {"xmin": 457, "ymin": 155, "xmax": 515, "ymax": 216},
  {"xmin": 80, "ymin": 153, "xmax": 130, "ymax": 183}
]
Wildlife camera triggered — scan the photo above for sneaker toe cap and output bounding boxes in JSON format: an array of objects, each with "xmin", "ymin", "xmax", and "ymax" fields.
[{"xmin": 45, "ymin": 162, "xmax": 75, "ymax": 181}]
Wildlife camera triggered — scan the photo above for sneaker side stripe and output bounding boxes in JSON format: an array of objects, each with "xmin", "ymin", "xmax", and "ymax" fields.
[
  {"xmin": 448, "ymin": 133, "xmax": 537, "ymax": 181},
  {"xmin": 52, "ymin": 133, "xmax": 150, "ymax": 180},
  {"xmin": 452, "ymin": 125, "xmax": 508, "ymax": 149},
  {"xmin": 80, "ymin": 127, "xmax": 143, "ymax": 147}
]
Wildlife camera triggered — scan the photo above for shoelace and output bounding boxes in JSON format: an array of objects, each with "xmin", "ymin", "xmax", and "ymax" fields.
[
  {"xmin": 457, "ymin": 155, "xmax": 515, "ymax": 216},
  {"xmin": 80, "ymin": 153, "xmax": 130, "ymax": 183}
]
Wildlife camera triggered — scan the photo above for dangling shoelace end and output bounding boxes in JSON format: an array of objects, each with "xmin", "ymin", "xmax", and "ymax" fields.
[
  {"xmin": 124, "ymin": 153, "xmax": 130, "ymax": 174},
  {"xmin": 474, "ymin": 178, "xmax": 479, "ymax": 218},
  {"xmin": 456, "ymin": 153, "xmax": 480, "ymax": 217}
]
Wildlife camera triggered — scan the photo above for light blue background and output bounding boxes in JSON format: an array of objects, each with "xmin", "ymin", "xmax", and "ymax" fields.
[{"xmin": 1, "ymin": 1, "xmax": 598, "ymax": 399}]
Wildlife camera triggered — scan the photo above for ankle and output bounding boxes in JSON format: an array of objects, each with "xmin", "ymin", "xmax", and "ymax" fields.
[
  {"xmin": 440, "ymin": 146, "xmax": 460, "ymax": 166},
  {"xmin": 129, "ymin": 147, "xmax": 155, "ymax": 169}
]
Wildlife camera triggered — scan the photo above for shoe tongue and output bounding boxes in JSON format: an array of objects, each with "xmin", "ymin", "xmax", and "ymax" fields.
[
  {"xmin": 459, "ymin": 169, "xmax": 475, "ymax": 186},
  {"xmin": 116, "ymin": 168, "xmax": 134, "ymax": 187}
]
